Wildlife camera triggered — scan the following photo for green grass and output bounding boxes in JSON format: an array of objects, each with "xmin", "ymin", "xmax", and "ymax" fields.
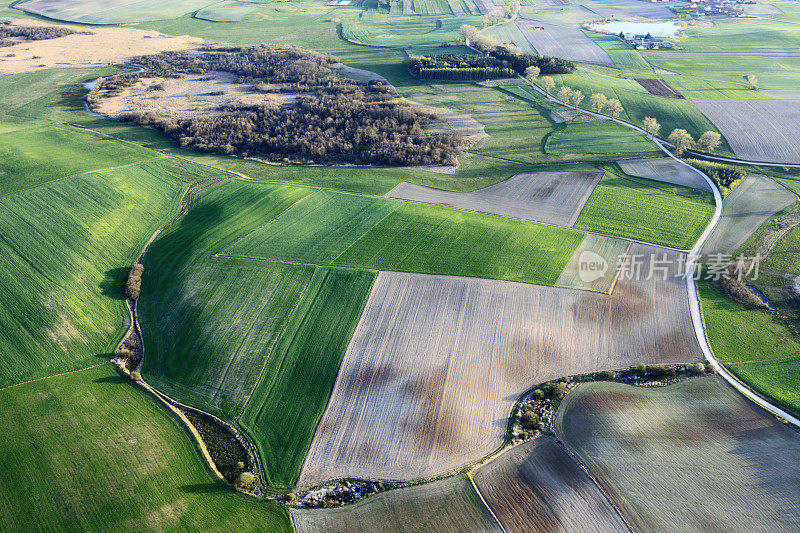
[
  {"xmin": 698, "ymin": 279, "xmax": 800, "ymax": 363},
  {"xmin": 484, "ymin": 20, "xmax": 537, "ymax": 54},
  {"xmin": 225, "ymin": 190, "xmax": 401, "ymax": 264},
  {"xmin": 194, "ymin": 0, "xmax": 262, "ymax": 21},
  {"xmin": 0, "ymin": 364, "xmax": 291, "ymax": 532},
  {"xmin": 140, "ymin": 179, "xmax": 316, "ymax": 419},
  {"xmin": 545, "ymin": 121, "xmax": 659, "ymax": 156},
  {"xmin": 674, "ymin": 17, "xmax": 800, "ymax": 53},
  {"xmin": 550, "ymin": 68, "xmax": 731, "ymax": 150},
  {"xmin": 15, "ymin": 0, "xmax": 219, "ymax": 24},
  {"xmin": 574, "ymin": 170, "xmax": 716, "ymax": 249},
  {"xmin": 0, "ymin": 159, "xmax": 188, "ymax": 388},
  {"xmin": 585, "ymin": 32, "xmax": 653, "ymax": 72},
  {"xmin": 727, "ymin": 357, "xmax": 800, "ymax": 416},
  {"xmin": 0, "ymin": 125, "xmax": 157, "ymax": 196},
  {"xmin": 239, "ymin": 267, "xmax": 376, "ymax": 489},
  {"xmin": 333, "ymin": 202, "xmax": 584, "ymax": 285},
  {"xmin": 223, "ymin": 192, "xmax": 584, "ymax": 285}
]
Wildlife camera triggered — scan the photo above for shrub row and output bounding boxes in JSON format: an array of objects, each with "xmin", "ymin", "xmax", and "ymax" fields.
[
  {"xmin": 124, "ymin": 263, "xmax": 144, "ymax": 300},
  {"xmin": 686, "ymin": 158, "xmax": 746, "ymax": 193},
  {"xmin": 0, "ymin": 23, "xmax": 88, "ymax": 47},
  {"xmin": 183, "ymin": 409, "xmax": 249, "ymax": 483}
]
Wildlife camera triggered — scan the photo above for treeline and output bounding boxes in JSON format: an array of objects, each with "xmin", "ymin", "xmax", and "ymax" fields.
[
  {"xmin": 93, "ymin": 46, "xmax": 462, "ymax": 166},
  {"xmin": 686, "ymin": 159, "xmax": 746, "ymax": 192},
  {"xmin": 0, "ymin": 23, "xmax": 87, "ymax": 47},
  {"xmin": 409, "ymin": 54, "xmax": 515, "ymax": 80}
]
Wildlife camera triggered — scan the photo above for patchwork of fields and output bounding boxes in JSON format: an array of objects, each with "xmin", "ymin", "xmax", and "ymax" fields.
[
  {"xmin": 557, "ymin": 378, "xmax": 800, "ymax": 531},
  {"xmin": 3, "ymin": 0, "xmax": 800, "ymax": 529},
  {"xmin": 299, "ymin": 243, "xmax": 698, "ymax": 485}
]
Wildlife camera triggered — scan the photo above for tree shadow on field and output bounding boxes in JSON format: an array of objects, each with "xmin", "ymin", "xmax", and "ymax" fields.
[
  {"xmin": 93, "ymin": 374, "xmax": 126, "ymax": 384},
  {"xmin": 94, "ymin": 351, "xmax": 116, "ymax": 360},
  {"xmin": 180, "ymin": 483, "xmax": 227, "ymax": 494},
  {"xmin": 100, "ymin": 267, "xmax": 129, "ymax": 299}
]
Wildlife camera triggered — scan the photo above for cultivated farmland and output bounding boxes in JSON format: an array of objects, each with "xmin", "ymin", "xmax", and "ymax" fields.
[
  {"xmin": 575, "ymin": 171, "xmax": 716, "ymax": 249},
  {"xmin": 0, "ymin": 124, "xmax": 156, "ymax": 196},
  {"xmin": 701, "ymin": 174, "xmax": 796, "ymax": 257},
  {"xmin": 692, "ymin": 99, "xmax": 800, "ymax": 164},
  {"xmin": 472, "ymin": 436, "xmax": 628, "ymax": 532},
  {"xmin": 517, "ymin": 19, "xmax": 613, "ymax": 64},
  {"xmin": 194, "ymin": 0, "xmax": 261, "ymax": 22},
  {"xmin": 545, "ymin": 122, "xmax": 659, "ymax": 156},
  {"xmin": 0, "ymin": 19, "xmax": 202, "ymax": 74},
  {"xmin": 15, "ymin": 0, "xmax": 218, "ymax": 24},
  {"xmin": 239, "ymin": 267, "xmax": 376, "ymax": 489},
  {"xmin": 298, "ymin": 243, "xmax": 698, "ymax": 485},
  {"xmin": 0, "ymin": 159, "xmax": 185, "ymax": 388},
  {"xmin": 224, "ymin": 197, "xmax": 584, "ymax": 286},
  {"xmin": 557, "ymin": 377, "xmax": 800, "ymax": 532},
  {"xmin": 617, "ymin": 157, "xmax": 711, "ymax": 191},
  {"xmin": 385, "ymin": 171, "xmax": 603, "ymax": 226},
  {"xmin": 555, "ymin": 233, "xmax": 630, "ymax": 292},
  {"xmin": 292, "ymin": 474, "xmax": 501, "ymax": 533},
  {"xmin": 0, "ymin": 365, "xmax": 291, "ymax": 532}
]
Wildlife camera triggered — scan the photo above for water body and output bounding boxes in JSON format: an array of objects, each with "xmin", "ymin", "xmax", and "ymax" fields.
[
  {"xmin": 591, "ymin": 21, "xmax": 682, "ymax": 38},
  {"xmin": 749, "ymin": 285, "xmax": 777, "ymax": 310}
]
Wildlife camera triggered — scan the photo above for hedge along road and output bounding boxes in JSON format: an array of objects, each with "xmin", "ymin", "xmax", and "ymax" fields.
[{"xmin": 466, "ymin": 30, "xmax": 800, "ymax": 428}]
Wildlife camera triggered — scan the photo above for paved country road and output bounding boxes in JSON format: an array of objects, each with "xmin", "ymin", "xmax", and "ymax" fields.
[{"xmin": 468, "ymin": 26, "xmax": 800, "ymax": 428}]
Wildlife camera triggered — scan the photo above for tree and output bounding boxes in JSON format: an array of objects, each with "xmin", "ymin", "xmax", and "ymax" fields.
[
  {"xmin": 524, "ymin": 65, "xmax": 540, "ymax": 82},
  {"xmin": 543, "ymin": 381, "xmax": 567, "ymax": 399},
  {"xmin": 235, "ymin": 471, "xmax": 257, "ymax": 492},
  {"xmin": 130, "ymin": 370, "xmax": 142, "ymax": 382},
  {"xmin": 590, "ymin": 92, "xmax": 608, "ymax": 112},
  {"xmin": 539, "ymin": 75, "xmax": 555, "ymax": 94},
  {"xmin": 642, "ymin": 116, "xmax": 660, "ymax": 138},
  {"xmin": 505, "ymin": 0, "xmax": 520, "ymax": 18},
  {"xmin": 557, "ymin": 86, "xmax": 572, "ymax": 103},
  {"xmin": 521, "ymin": 411, "xmax": 540, "ymax": 429},
  {"xmin": 697, "ymin": 130, "xmax": 722, "ymax": 152},
  {"xmin": 746, "ymin": 73, "xmax": 758, "ymax": 90},
  {"xmin": 687, "ymin": 362, "xmax": 705, "ymax": 375},
  {"xmin": 570, "ymin": 89, "xmax": 584, "ymax": 107},
  {"xmin": 668, "ymin": 128, "xmax": 694, "ymax": 156},
  {"xmin": 459, "ymin": 24, "xmax": 478, "ymax": 42},
  {"xmin": 607, "ymin": 98, "xmax": 623, "ymax": 118}
]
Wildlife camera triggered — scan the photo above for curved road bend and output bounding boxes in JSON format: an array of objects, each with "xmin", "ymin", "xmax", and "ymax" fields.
[{"xmin": 466, "ymin": 30, "xmax": 800, "ymax": 427}]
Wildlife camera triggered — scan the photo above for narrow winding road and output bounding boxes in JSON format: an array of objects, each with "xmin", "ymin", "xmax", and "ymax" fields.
[{"xmin": 466, "ymin": 27, "xmax": 800, "ymax": 428}]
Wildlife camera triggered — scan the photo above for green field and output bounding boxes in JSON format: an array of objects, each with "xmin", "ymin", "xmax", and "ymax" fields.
[
  {"xmin": 15, "ymin": 0, "xmax": 219, "ymax": 24},
  {"xmin": 484, "ymin": 21, "xmax": 538, "ymax": 54},
  {"xmin": 0, "ymin": 125, "xmax": 156, "ymax": 196},
  {"xmin": 698, "ymin": 279, "xmax": 800, "ymax": 363},
  {"xmin": 224, "ymin": 195, "xmax": 584, "ymax": 286},
  {"xmin": 727, "ymin": 356, "xmax": 800, "ymax": 415},
  {"xmin": 0, "ymin": 159, "xmax": 187, "ymax": 388},
  {"xmin": 545, "ymin": 121, "xmax": 659, "ymax": 156},
  {"xmin": 194, "ymin": 0, "xmax": 262, "ymax": 22},
  {"xmin": 239, "ymin": 267, "xmax": 376, "ymax": 489},
  {"xmin": 225, "ymin": 190, "xmax": 401, "ymax": 264},
  {"xmin": 585, "ymin": 32, "xmax": 653, "ymax": 72},
  {"xmin": 140, "ymin": 179, "xmax": 316, "ymax": 418},
  {"xmin": 0, "ymin": 365, "xmax": 291, "ymax": 532},
  {"xmin": 574, "ymin": 170, "xmax": 716, "ymax": 249}
]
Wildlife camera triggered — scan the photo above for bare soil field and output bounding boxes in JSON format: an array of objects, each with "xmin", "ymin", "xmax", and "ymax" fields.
[
  {"xmin": 473, "ymin": 436, "xmax": 628, "ymax": 532},
  {"xmin": 617, "ymin": 157, "xmax": 711, "ymax": 191},
  {"xmin": 556, "ymin": 377, "xmax": 800, "ymax": 532},
  {"xmin": 692, "ymin": 99, "xmax": 800, "ymax": 164},
  {"xmin": 556, "ymin": 233, "xmax": 630, "ymax": 293},
  {"xmin": 298, "ymin": 243, "xmax": 699, "ymax": 486},
  {"xmin": 702, "ymin": 174, "xmax": 796, "ymax": 257},
  {"xmin": 291, "ymin": 474, "xmax": 501, "ymax": 533},
  {"xmin": 0, "ymin": 19, "xmax": 201, "ymax": 74},
  {"xmin": 385, "ymin": 171, "xmax": 603, "ymax": 226},
  {"xmin": 635, "ymin": 78, "xmax": 685, "ymax": 99},
  {"xmin": 517, "ymin": 19, "xmax": 613, "ymax": 65}
]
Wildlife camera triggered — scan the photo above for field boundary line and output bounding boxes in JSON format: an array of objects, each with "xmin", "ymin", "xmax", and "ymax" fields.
[
  {"xmin": 0, "ymin": 363, "xmax": 104, "ymax": 392},
  {"xmin": 552, "ymin": 434, "xmax": 635, "ymax": 532},
  {"xmin": 728, "ymin": 353, "xmax": 800, "ymax": 366},
  {"xmin": 468, "ymin": 23, "xmax": 800, "ymax": 428},
  {"xmin": 466, "ymin": 472, "xmax": 508, "ymax": 533},
  {"xmin": 0, "ymin": 155, "xmax": 166, "ymax": 200}
]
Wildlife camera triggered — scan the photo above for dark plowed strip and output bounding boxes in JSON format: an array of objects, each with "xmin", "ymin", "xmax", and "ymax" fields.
[{"xmin": 636, "ymin": 78, "xmax": 685, "ymax": 99}]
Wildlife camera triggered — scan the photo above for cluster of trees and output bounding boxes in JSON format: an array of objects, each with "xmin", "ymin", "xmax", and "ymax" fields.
[
  {"xmin": 95, "ymin": 46, "xmax": 462, "ymax": 166},
  {"xmin": 668, "ymin": 129, "xmax": 722, "ymax": 156},
  {"xmin": 409, "ymin": 54, "xmax": 516, "ymax": 80},
  {"xmin": 686, "ymin": 158, "xmax": 746, "ymax": 192},
  {"xmin": 459, "ymin": 24, "xmax": 576, "ymax": 75},
  {"xmin": 719, "ymin": 264, "xmax": 770, "ymax": 308},
  {"xmin": 0, "ymin": 23, "xmax": 87, "ymax": 47},
  {"xmin": 480, "ymin": 0, "xmax": 520, "ymax": 27},
  {"xmin": 182, "ymin": 409, "xmax": 251, "ymax": 483},
  {"xmin": 124, "ymin": 263, "xmax": 144, "ymax": 300}
]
